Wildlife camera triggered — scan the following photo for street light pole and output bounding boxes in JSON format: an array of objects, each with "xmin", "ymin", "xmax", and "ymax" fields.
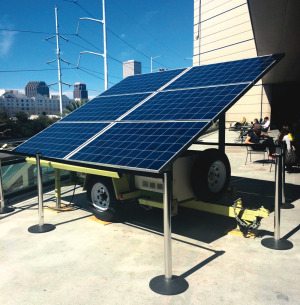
[
  {"xmin": 55, "ymin": 6, "xmax": 63, "ymax": 116},
  {"xmin": 151, "ymin": 56, "xmax": 161, "ymax": 73},
  {"xmin": 102, "ymin": 0, "xmax": 108, "ymax": 90}
]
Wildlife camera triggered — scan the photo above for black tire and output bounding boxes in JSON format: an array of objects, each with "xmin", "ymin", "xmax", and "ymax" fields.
[
  {"xmin": 87, "ymin": 176, "xmax": 122, "ymax": 222},
  {"xmin": 191, "ymin": 149, "xmax": 231, "ymax": 202}
]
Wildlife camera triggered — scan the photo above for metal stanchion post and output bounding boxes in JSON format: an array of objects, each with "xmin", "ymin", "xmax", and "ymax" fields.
[
  {"xmin": 281, "ymin": 145, "xmax": 294, "ymax": 209},
  {"xmin": 28, "ymin": 153, "xmax": 56, "ymax": 233},
  {"xmin": 261, "ymin": 152, "xmax": 293, "ymax": 250},
  {"xmin": 0, "ymin": 160, "xmax": 15, "ymax": 214},
  {"xmin": 55, "ymin": 169, "xmax": 62, "ymax": 209},
  {"xmin": 149, "ymin": 171, "xmax": 188, "ymax": 295}
]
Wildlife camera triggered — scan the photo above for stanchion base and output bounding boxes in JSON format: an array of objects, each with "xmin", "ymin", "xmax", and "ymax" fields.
[
  {"xmin": 0, "ymin": 206, "xmax": 15, "ymax": 214},
  {"xmin": 28, "ymin": 224, "xmax": 56, "ymax": 234},
  {"xmin": 149, "ymin": 275, "xmax": 189, "ymax": 295},
  {"xmin": 261, "ymin": 237, "xmax": 293, "ymax": 250},
  {"xmin": 281, "ymin": 203, "xmax": 294, "ymax": 209}
]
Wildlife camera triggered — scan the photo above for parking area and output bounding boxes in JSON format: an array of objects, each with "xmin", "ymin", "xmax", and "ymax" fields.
[{"xmin": 0, "ymin": 130, "xmax": 299, "ymax": 305}]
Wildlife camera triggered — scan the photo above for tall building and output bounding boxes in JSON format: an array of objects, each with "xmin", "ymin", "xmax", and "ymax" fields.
[
  {"xmin": 73, "ymin": 83, "xmax": 88, "ymax": 100},
  {"xmin": 123, "ymin": 60, "xmax": 142, "ymax": 79},
  {"xmin": 25, "ymin": 81, "xmax": 49, "ymax": 98}
]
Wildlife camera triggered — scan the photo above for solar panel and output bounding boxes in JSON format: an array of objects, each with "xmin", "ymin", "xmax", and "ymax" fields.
[
  {"xmin": 124, "ymin": 84, "xmax": 248, "ymax": 121},
  {"xmin": 68, "ymin": 121, "xmax": 207, "ymax": 171},
  {"xmin": 100, "ymin": 68, "xmax": 185, "ymax": 96},
  {"xmin": 164, "ymin": 55, "xmax": 280, "ymax": 90},
  {"xmin": 61, "ymin": 93, "xmax": 151, "ymax": 122},
  {"xmin": 14, "ymin": 123, "xmax": 109, "ymax": 158},
  {"xmin": 12, "ymin": 54, "xmax": 283, "ymax": 173}
]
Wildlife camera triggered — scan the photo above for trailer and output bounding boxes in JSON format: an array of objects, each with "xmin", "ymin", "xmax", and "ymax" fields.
[{"xmin": 26, "ymin": 144, "xmax": 269, "ymax": 235}]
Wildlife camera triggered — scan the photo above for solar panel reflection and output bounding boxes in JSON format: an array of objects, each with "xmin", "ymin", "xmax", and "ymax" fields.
[
  {"xmin": 61, "ymin": 93, "xmax": 151, "ymax": 122},
  {"xmin": 70, "ymin": 121, "xmax": 207, "ymax": 171},
  {"xmin": 124, "ymin": 84, "xmax": 248, "ymax": 121},
  {"xmin": 100, "ymin": 68, "xmax": 185, "ymax": 96},
  {"xmin": 164, "ymin": 55, "xmax": 278, "ymax": 90},
  {"xmin": 14, "ymin": 123, "xmax": 109, "ymax": 158}
]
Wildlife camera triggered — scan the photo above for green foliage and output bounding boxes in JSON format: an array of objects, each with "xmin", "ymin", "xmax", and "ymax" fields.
[
  {"xmin": 63, "ymin": 99, "xmax": 88, "ymax": 116},
  {"xmin": 0, "ymin": 111, "xmax": 59, "ymax": 140}
]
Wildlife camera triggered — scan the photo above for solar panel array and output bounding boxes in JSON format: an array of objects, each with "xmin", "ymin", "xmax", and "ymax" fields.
[
  {"xmin": 14, "ymin": 54, "xmax": 282, "ymax": 173},
  {"xmin": 124, "ymin": 84, "xmax": 249, "ymax": 121}
]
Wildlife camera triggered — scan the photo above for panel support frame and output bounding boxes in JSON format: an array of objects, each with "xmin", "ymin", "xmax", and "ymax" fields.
[{"xmin": 218, "ymin": 113, "xmax": 226, "ymax": 153}]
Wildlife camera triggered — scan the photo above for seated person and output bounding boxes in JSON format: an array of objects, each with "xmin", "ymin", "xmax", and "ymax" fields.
[
  {"xmin": 240, "ymin": 116, "xmax": 247, "ymax": 125},
  {"xmin": 233, "ymin": 116, "xmax": 247, "ymax": 129},
  {"xmin": 291, "ymin": 121, "xmax": 300, "ymax": 159},
  {"xmin": 245, "ymin": 125, "xmax": 275, "ymax": 156},
  {"xmin": 250, "ymin": 119, "xmax": 259, "ymax": 130},
  {"xmin": 278, "ymin": 126, "xmax": 297, "ymax": 170},
  {"xmin": 253, "ymin": 118, "xmax": 259, "ymax": 125},
  {"xmin": 261, "ymin": 116, "xmax": 270, "ymax": 132}
]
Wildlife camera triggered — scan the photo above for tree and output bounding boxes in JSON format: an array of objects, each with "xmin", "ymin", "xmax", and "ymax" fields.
[{"xmin": 63, "ymin": 99, "xmax": 88, "ymax": 116}]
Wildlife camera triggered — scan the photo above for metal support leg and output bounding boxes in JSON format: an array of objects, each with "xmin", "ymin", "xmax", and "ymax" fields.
[
  {"xmin": 218, "ymin": 114, "xmax": 225, "ymax": 153},
  {"xmin": 261, "ymin": 154, "xmax": 293, "ymax": 250},
  {"xmin": 28, "ymin": 153, "xmax": 56, "ymax": 234},
  {"xmin": 281, "ymin": 147, "xmax": 294, "ymax": 209},
  {"xmin": 0, "ymin": 160, "xmax": 15, "ymax": 214},
  {"xmin": 55, "ymin": 169, "xmax": 62, "ymax": 209},
  {"xmin": 149, "ymin": 171, "xmax": 188, "ymax": 295}
]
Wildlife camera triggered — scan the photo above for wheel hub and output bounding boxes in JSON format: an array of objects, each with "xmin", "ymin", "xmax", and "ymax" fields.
[
  {"xmin": 91, "ymin": 182, "xmax": 110, "ymax": 211},
  {"xmin": 207, "ymin": 160, "xmax": 226, "ymax": 193}
]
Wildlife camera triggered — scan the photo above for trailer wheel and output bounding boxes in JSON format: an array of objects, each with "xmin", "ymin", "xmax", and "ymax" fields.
[
  {"xmin": 191, "ymin": 149, "xmax": 231, "ymax": 202},
  {"xmin": 87, "ymin": 177, "xmax": 121, "ymax": 222}
]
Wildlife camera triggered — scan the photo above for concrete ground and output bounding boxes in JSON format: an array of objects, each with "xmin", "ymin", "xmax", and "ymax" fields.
[{"xmin": 0, "ymin": 129, "xmax": 299, "ymax": 305}]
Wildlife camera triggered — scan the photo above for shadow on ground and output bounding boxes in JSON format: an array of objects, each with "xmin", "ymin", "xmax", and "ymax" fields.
[{"xmin": 229, "ymin": 175, "xmax": 300, "ymax": 212}]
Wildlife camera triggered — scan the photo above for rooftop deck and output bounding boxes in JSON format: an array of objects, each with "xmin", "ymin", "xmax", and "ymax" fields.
[{"xmin": 0, "ymin": 129, "xmax": 299, "ymax": 305}]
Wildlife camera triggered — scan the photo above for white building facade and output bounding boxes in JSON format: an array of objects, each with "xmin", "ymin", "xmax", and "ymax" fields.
[
  {"xmin": 0, "ymin": 90, "xmax": 72, "ymax": 117},
  {"xmin": 193, "ymin": 0, "xmax": 270, "ymax": 126}
]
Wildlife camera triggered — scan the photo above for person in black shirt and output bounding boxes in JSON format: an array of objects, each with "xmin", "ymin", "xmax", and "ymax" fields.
[{"xmin": 245, "ymin": 125, "xmax": 275, "ymax": 156}]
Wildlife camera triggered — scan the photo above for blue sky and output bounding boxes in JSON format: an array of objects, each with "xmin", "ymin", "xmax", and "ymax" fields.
[{"xmin": 0, "ymin": 0, "xmax": 194, "ymax": 98}]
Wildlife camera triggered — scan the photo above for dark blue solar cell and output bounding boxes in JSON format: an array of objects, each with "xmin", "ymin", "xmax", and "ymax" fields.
[
  {"xmin": 13, "ymin": 123, "xmax": 109, "ymax": 158},
  {"xmin": 164, "ymin": 55, "xmax": 279, "ymax": 90},
  {"xmin": 69, "ymin": 121, "xmax": 207, "ymax": 171},
  {"xmin": 61, "ymin": 93, "xmax": 150, "ymax": 122},
  {"xmin": 100, "ymin": 68, "xmax": 185, "ymax": 96},
  {"xmin": 124, "ymin": 83, "xmax": 248, "ymax": 121}
]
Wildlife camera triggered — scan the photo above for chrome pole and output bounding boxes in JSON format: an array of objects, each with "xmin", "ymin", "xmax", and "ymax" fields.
[
  {"xmin": 261, "ymin": 150, "xmax": 293, "ymax": 250},
  {"xmin": 274, "ymin": 153, "xmax": 282, "ymax": 240},
  {"xmin": 28, "ymin": 153, "xmax": 56, "ymax": 233},
  {"xmin": 163, "ymin": 171, "xmax": 172, "ymax": 279},
  {"xmin": 36, "ymin": 153, "xmax": 44, "ymax": 227},
  {"xmin": 282, "ymin": 145, "xmax": 286, "ymax": 204},
  {"xmin": 149, "ymin": 171, "xmax": 188, "ymax": 295}
]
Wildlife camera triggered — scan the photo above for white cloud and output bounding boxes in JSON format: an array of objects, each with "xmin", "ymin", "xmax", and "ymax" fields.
[{"xmin": 0, "ymin": 22, "xmax": 17, "ymax": 56}]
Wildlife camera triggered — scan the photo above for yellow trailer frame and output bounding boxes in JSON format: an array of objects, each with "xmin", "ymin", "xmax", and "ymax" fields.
[{"xmin": 26, "ymin": 157, "xmax": 269, "ymax": 233}]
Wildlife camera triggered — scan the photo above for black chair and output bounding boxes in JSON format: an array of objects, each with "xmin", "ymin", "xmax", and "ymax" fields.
[{"xmin": 245, "ymin": 145, "xmax": 267, "ymax": 165}]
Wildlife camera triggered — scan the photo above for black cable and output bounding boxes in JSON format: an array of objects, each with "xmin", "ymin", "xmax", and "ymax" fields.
[
  {"xmin": 64, "ymin": 173, "xmax": 80, "ymax": 207},
  {"xmin": 64, "ymin": 0, "xmax": 169, "ymax": 69},
  {"xmin": 77, "ymin": 66, "xmax": 116, "ymax": 85},
  {"xmin": 0, "ymin": 28, "xmax": 75, "ymax": 36},
  {"xmin": 0, "ymin": 68, "xmax": 76, "ymax": 73},
  {"xmin": 77, "ymin": 34, "xmax": 103, "ymax": 53}
]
